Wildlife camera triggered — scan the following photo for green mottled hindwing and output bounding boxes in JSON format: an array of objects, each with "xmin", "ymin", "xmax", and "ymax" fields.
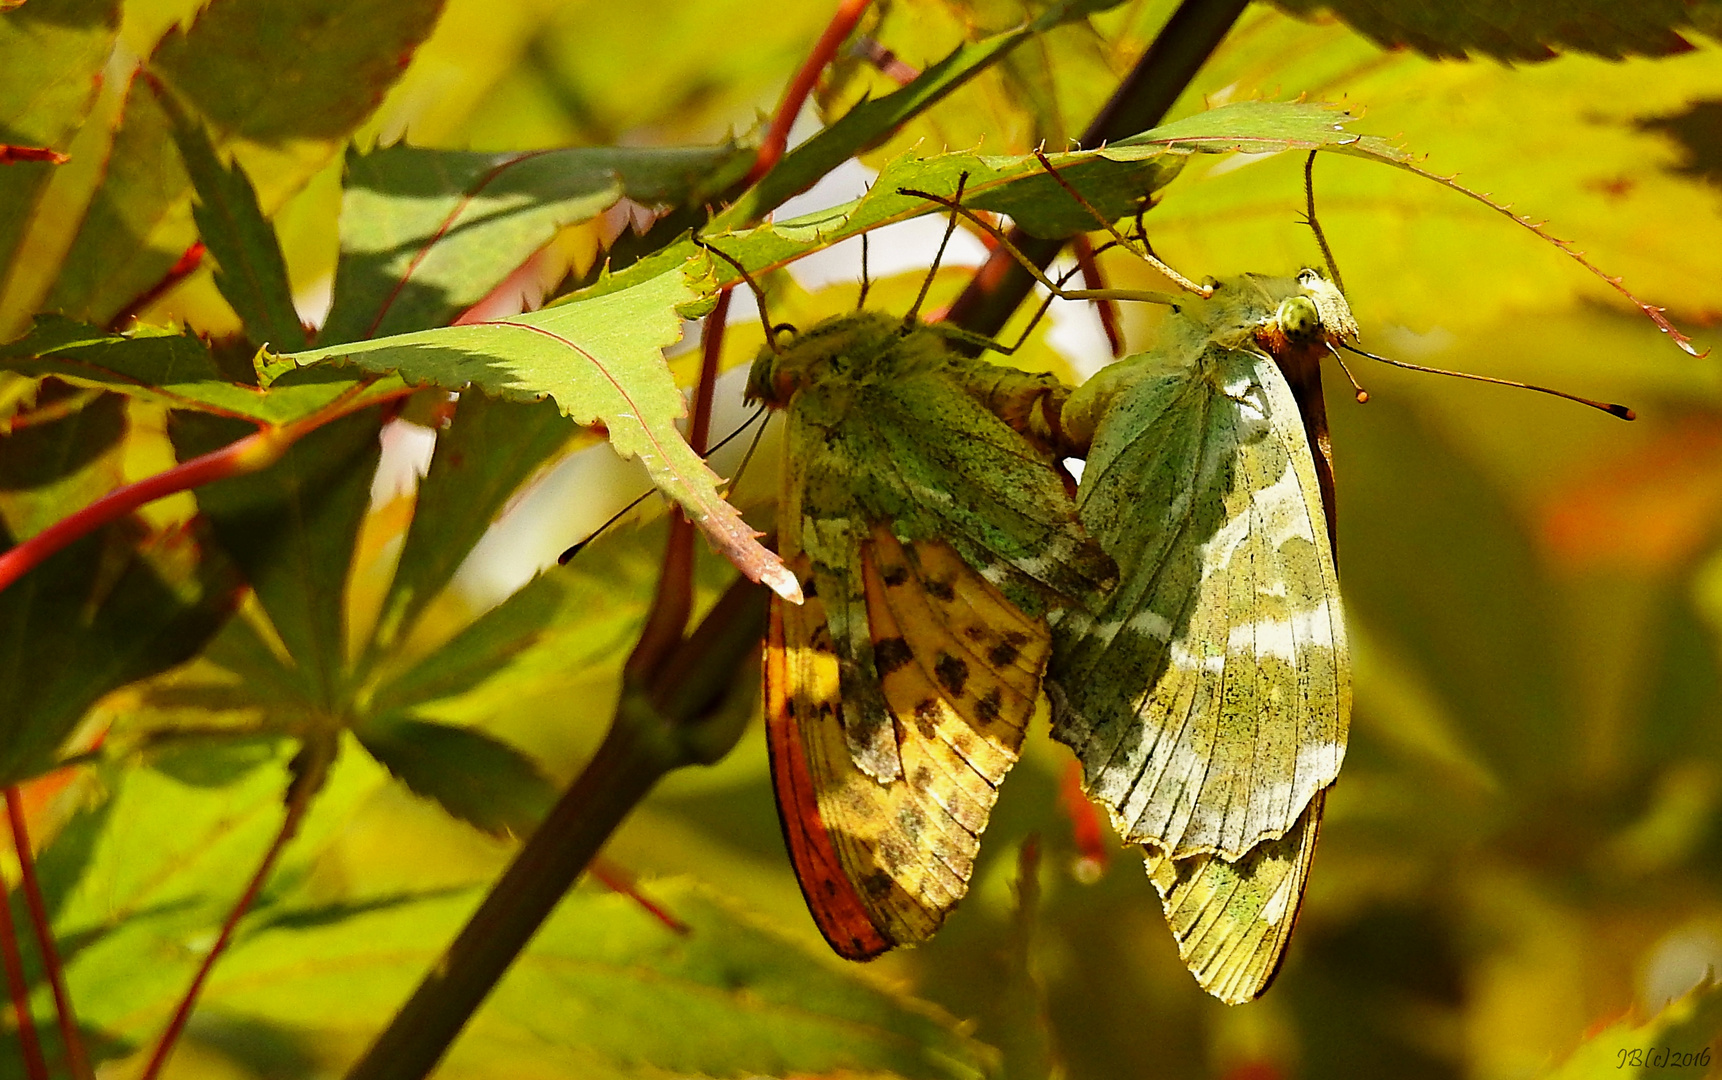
[{"xmin": 1049, "ymin": 273, "xmax": 1353, "ymax": 1003}]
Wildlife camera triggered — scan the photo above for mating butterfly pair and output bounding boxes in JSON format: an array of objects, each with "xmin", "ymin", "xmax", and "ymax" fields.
[{"xmin": 751, "ymin": 269, "xmax": 1355, "ymax": 1004}]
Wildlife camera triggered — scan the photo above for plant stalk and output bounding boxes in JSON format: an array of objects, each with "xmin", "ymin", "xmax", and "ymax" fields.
[
  {"xmin": 946, "ymin": 0, "xmax": 1250, "ymax": 339},
  {"xmin": 5, "ymin": 788, "xmax": 90, "ymax": 1080},
  {"xmin": 342, "ymin": 576, "xmax": 769, "ymax": 1080}
]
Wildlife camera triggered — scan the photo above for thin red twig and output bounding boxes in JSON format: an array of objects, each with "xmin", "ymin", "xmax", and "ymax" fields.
[
  {"xmin": 137, "ymin": 782, "xmax": 314, "ymax": 1080},
  {"xmin": 0, "ymin": 871, "xmax": 47, "ymax": 1080},
  {"xmin": 106, "ymin": 243, "xmax": 206, "ymax": 333},
  {"xmin": 0, "ymin": 146, "xmax": 70, "ymax": 165},
  {"xmin": 5, "ymin": 788, "xmax": 90, "ymax": 1080},
  {"xmin": 742, "ymin": 0, "xmax": 872, "ymax": 187},
  {"xmin": 586, "ymin": 857, "xmax": 689, "ymax": 935},
  {"xmin": 0, "ymin": 385, "xmax": 414, "ymax": 599},
  {"xmin": 1071, "ymin": 233, "xmax": 1123, "ymax": 357},
  {"xmin": 624, "ymin": 292, "xmax": 732, "ymax": 680}
]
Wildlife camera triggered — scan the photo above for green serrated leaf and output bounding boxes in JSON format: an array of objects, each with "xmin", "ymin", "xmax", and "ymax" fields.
[
  {"xmin": 0, "ymin": 0, "xmax": 120, "ymax": 290},
  {"xmin": 288, "ymin": 263, "xmax": 799, "ymax": 601},
  {"xmin": 0, "ymin": 394, "xmax": 240, "ymax": 785},
  {"xmin": 171, "ymin": 409, "xmax": 384, "ymax": 711},
  {"xmin": 364, "ymin": 389, "xmax": 574, "ymax": 662},
  {"xmin": 192, "ymin": 879, "xmax": 997, "ymax": 1079},
  {"xmin": 321, "ymin": 141, "xmax": 754, "ymax": 344},
  {"xmin": 159, "ymin": 85, "xmax": 308, "ymax": 351},
  {"xmin": 1270, "ymin": 0, "xmax": 1714, "ymax": 61},
  {"xmin": 0, "ymin": 519, "xmax": 239, "ymax": 787},
  {"xmin": 0, "ymin": 315, "xmax": 404, "ymax": 424},
  {"xmin": 353, "ymin": 715, "xmax": 555, "ymax": 837},
  {"xmin": 588, "ymin": 142, "xmax": 1185, "ymax": 309},
  {"xmin": 43, "ymin": 0, "xmax": 445, "ymax": 326}
]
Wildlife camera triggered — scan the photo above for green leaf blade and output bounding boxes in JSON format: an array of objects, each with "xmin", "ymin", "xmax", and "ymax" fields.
[
  {"xmin": 288, "ymin": 264, "xmax": 799, "ymax": 601},
  {"xmin": 0, "ymin": 0, "xmax": 120, "ymax": 294},
  {"xmin": 321, "ymin": 142, "xmax": 754, "ymax": 344},
  {"xmin": 160, "ymin": 87, "xmax": 307, "ymax": 351}
]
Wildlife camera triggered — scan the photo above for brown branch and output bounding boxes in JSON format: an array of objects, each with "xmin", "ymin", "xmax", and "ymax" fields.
[{"xmin": 945, "ymin": 0, "xmax": 1250, "ymax": 340}]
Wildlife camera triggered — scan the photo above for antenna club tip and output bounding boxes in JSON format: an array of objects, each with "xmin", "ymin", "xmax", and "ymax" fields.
[
  {"xmin": 1354, "ymin": 389, "xmax": 1369, "ymax": 404},
  {"xmin": 1612, "ymin": 405, "xmax": 1637, "ymax": 421}
]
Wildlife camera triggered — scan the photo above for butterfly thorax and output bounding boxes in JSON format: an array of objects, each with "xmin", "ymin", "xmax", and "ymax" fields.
[{"xmin": 747, "ymin": 312, "xmax": 957, "ymax": 421}]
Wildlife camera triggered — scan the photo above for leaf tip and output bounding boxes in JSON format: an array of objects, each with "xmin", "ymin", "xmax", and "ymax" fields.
[{"xmin": 761, "ymin": 562, "xmax": 804, "ymax": 604}]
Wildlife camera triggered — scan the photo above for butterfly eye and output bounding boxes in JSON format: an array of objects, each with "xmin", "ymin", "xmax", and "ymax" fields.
[{"xmin": 1276, "ymin": 295, "xmax": 1323, "ymax": 342}]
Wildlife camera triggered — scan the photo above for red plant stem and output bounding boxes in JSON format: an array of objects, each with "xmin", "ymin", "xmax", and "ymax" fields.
[
  {"xmin": 1071, "ymin": 233, "xmax": 1122, "ymax": 357},
  {"xmin": 0, "ymin": 871, "xmax": 47, "ymax": 1080},
  {"xmin": 743, "ymin": 0, "xmax": 872, "ymax": 186},
  {"xmin": 0, "ymin": 385, "xmax": 414, "ymax": 599},
  {"xmin": 5, "ymin": 788, "xmax": 90, "ymax": 1080},
  {"xmin": 689, "ymin": 289, "xmax": 730, "ymax": 457},
  {"xmin": 625, "ymin": 291, "xmax": 732, "ymax": 680},
  {"xmin": 107, "ymin": 243, "xmax": 206, "ymax": 333},
  {"xmin": 586, "ymin": 858, "xmax": 689, "ymax": 935},
  {"xmin": 138, "ymin": 788, "xmax": 312, "ymax": 1080}
]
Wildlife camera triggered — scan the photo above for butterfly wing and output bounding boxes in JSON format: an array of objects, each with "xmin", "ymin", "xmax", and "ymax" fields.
[
  {"xmin": 1143, "ymin": 790, "xmax": 1324, "ymax": 1003},
  {"xmin": 1052, "ymin": 337, "xmax": 1349, "ymax": 862},
  {"xmin": 764, "ymin": 318, "xmax": 1113, "ymax": 956},
  {"xmin": 768, "ymin": 530, "xmax": 1053, "ymax": 956}
]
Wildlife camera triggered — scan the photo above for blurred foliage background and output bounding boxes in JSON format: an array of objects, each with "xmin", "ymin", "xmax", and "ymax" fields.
[{"xmin": 3, "ymin": 0, "xmax": 1722, "ymax": 1078}]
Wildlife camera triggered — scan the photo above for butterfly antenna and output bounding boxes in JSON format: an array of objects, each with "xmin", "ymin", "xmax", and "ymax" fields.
[
  {"xmin": 857, "ymin": 230, "xmax": 872, "ymax": 311},
  {"xmin": 696, "ymin": 237, "xmax": 784, "ymax": 354},
  {"xmin": 1302, "ymin": 151, "xmax": 1346, "ymax": 295},
  {"xmin": 1338, "ymin": 341, "xmax": 1635, "ymax": 420},
  {"xmin": 905, "ymin": 172, "xmax": 969, "ymax": 326},
  {"xmin": 1323, "ymin": 342, "xmax": 1370, "ymax": 403},
  {"xmin": 1032, "ymin": 149, "xmax": 1212, "ymax": 297},
  {"xmin": 557, "ymin": 407, "xmax": 772, "ymax": 564},
  {"xmin": 725, "ymin": 404, "xmax": 773, "ymax": 499}
]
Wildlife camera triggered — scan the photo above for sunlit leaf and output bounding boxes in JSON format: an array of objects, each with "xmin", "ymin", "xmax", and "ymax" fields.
[
  {"xmin": 0, "ymin": 316, "xmax": 404, "ymax": 424},
  {"xmin": 0, "ymin": 0, "xmax": 120, "ymax": 292},
  {"xmin": 1269, "ymin": 0, "xmax": 1714, "ymax": 61},
  {"xmin": 288, "ymin": 262, "xmax": 799, "ymax": 600},
  {"xmin": 321, "ymin": 141, "xmax": 754, "ymax": 344},
  {"xmin": 43, "ymin": 0, "xmax": 446, "ymax": 326},
  {"xmin": 161, "ymin": 88, "xmax": 308, "ymax": 350}
]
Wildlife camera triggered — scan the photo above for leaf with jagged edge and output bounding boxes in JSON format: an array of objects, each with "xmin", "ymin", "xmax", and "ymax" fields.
[
  {"xmin": 41, "ymin": 0, "xmax": 445, "ymax": 327},
  {"xmin": 320, "ymin": 141, "xmax": 754, "ymax": 345},
  {"xmin": 160, "ymin": 86, "xmax": 308, "ymax": 351},
  {"xmin": 0, "ymin": 394, "xmax": 240, "ymax": 787},
  {"xmin": 286, "ymin": 260, "xmax": 800, "ymax": 602},
  {"xmin": 580, "ymin": 100, "xmax": 1393, "ymax": 309},
  {"xmin": 0, "ymin": 0, "xmax": 120, "ymax": 295},
  {"xmin": 0, "ymin": 316, "xmax": 404, "ymax": 425},
  {"xmin": 1268, "ymin": 0, "xmax": 1717, "ymax": 61}
]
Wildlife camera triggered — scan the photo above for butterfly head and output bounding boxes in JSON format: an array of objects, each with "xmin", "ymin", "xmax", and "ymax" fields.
[
  {"xmin": 1277, "ymin": 269, "xmax": 1358, "ymax": 346},
  {"xmin": 746, "ymin": 311, "xmax": 912, "ymax": 409}
]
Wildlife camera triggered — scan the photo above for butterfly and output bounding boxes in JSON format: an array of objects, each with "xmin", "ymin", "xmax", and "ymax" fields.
[
  {"xmin": 1048, "ymin": 268, "xmax": 1357, "ymax": 1003},
  {"xmin": 750, "ymin": 308, "xmax": 1115, "ymax": 958}
]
